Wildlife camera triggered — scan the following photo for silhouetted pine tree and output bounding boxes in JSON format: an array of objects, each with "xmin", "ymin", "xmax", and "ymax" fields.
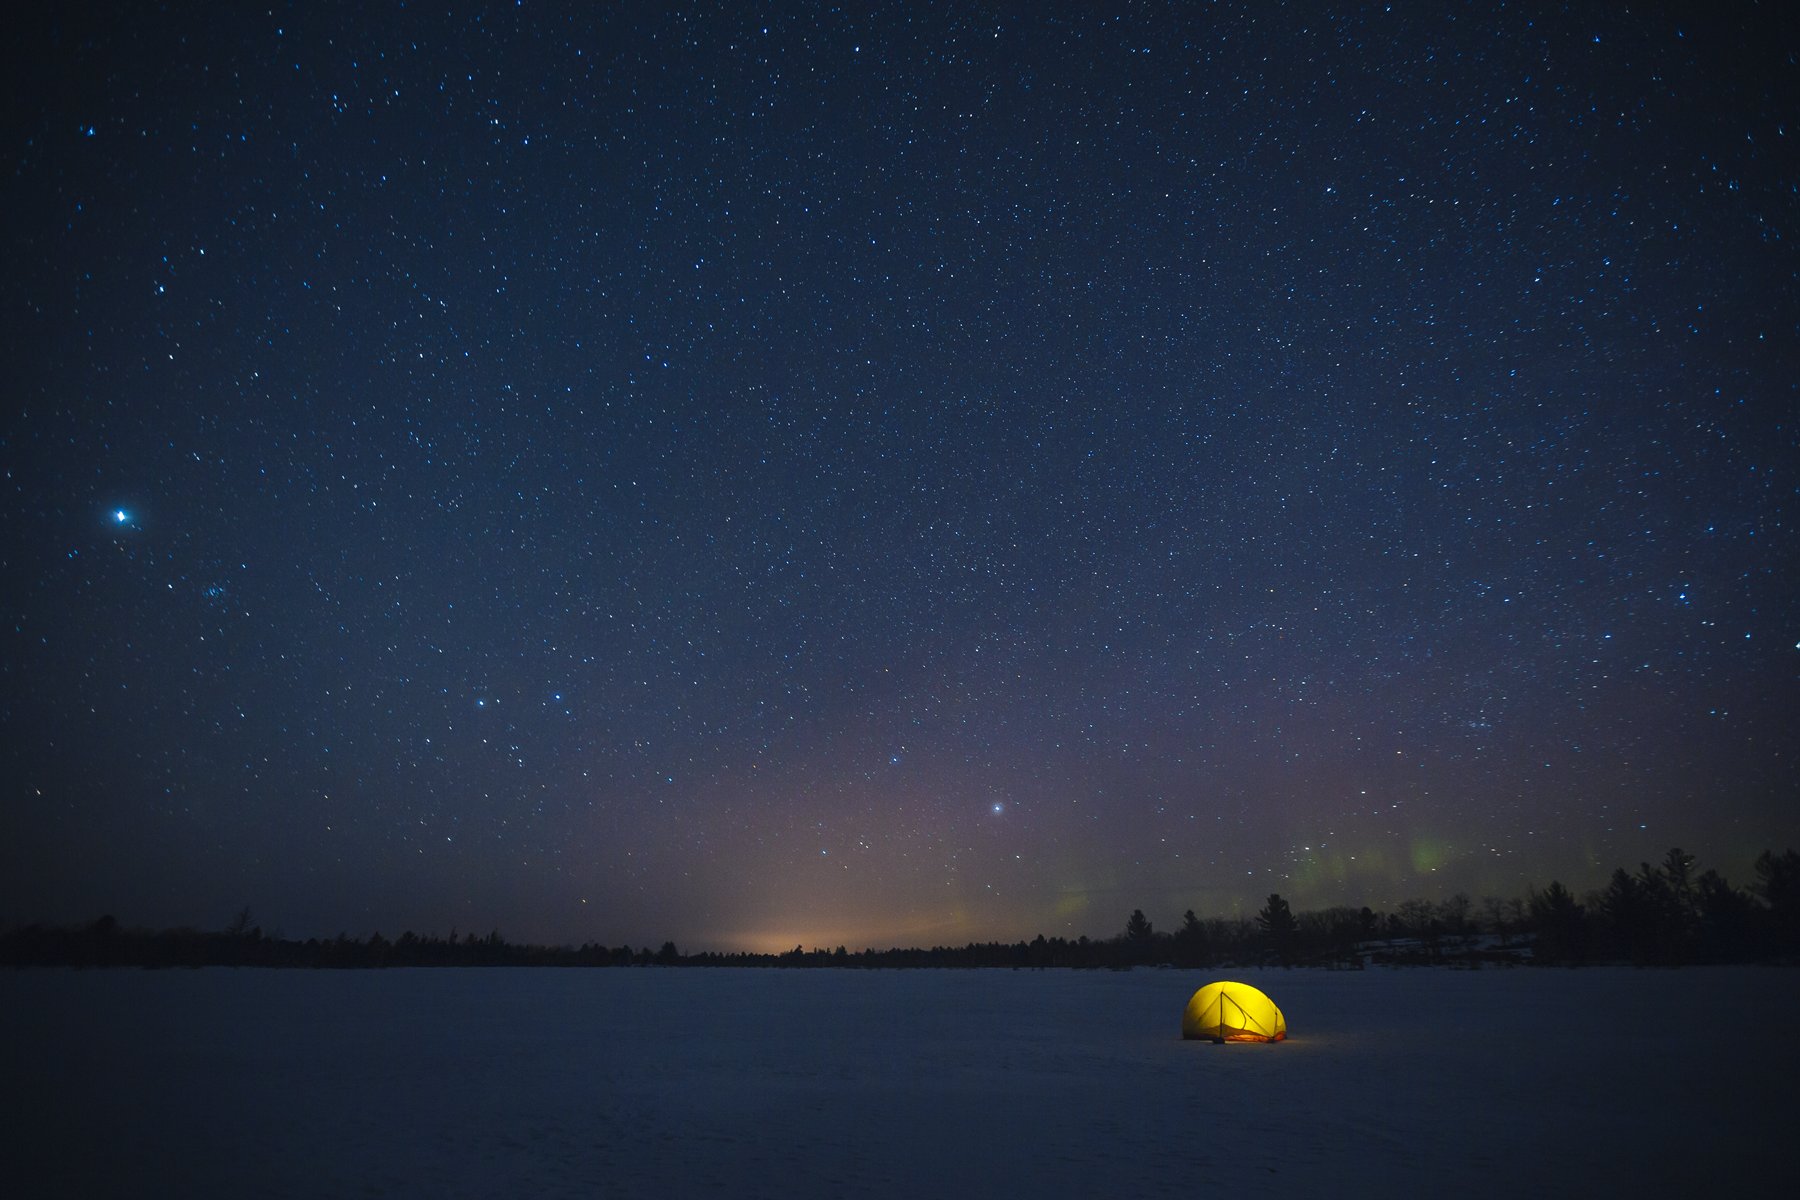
[
  {"xmin": 1119, "ymin": 909, "xmax": 1155, "ymax": 967},
  {"xmin": 1174, "ymin": 909, "xmax": 1209, "ymax": 967},
  {"xmin": 1753, "ymin": 849, "xmax": 1800, "ymax": 957},
  {"xmin": 1696, "ymin": 869, "xmax": 1755, "ymax": 962},
  {"xmin": 1257, "ymin": 894, "xmax": 1296, "ymax": 963},
  {"xmin": 1529, "ymin": 881, "xmax": 1588, "ymax": 964}
]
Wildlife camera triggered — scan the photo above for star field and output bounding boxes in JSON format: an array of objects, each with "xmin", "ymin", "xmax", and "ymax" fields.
[{"xmin": 3, "ymin": 2, "xmax": 1796, "ymax": 951}]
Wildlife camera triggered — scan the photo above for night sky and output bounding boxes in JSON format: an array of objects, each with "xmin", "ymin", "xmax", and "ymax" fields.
[{"xmin": 5, "ymin": 3, "xmax": 1796, "ymax": 953}]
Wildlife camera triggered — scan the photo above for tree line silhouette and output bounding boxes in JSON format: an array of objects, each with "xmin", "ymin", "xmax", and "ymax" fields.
[{"xmin": 4, "ymin": 847, "xmax": 1795, "ymax": 970}]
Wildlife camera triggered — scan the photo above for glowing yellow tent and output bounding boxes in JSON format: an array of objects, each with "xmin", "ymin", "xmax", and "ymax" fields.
[{"xmin": 1181, "ymin": 981, "xmax": 1287, "ymax": 1043}]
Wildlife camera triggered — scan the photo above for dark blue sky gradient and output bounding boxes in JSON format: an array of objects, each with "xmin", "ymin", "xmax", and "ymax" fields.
[{"xmin": 4, "ymin": 2, "xmax": 1796, "ymax": 950}]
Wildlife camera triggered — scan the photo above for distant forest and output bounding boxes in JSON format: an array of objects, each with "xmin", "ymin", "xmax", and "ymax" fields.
[{"xmin": 5, "ymin": 847, "xmax": 1797, "ymax": 970}]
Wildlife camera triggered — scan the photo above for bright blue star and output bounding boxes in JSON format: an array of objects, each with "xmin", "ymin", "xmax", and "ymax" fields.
[{"xmin": 113, "ymin": 510, "xmax": 129, "ymax": 524}]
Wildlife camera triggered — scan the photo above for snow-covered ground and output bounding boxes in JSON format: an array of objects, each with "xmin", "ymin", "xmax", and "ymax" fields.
[{"xmin": 5, "ymin": 965, "xmax": 1795, "ymax": 1197}]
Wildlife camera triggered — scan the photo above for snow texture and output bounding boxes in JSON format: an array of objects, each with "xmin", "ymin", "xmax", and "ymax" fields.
[{"xmin": 5, "ymin": 966, "xmax": 1795, "ymax": 1197}]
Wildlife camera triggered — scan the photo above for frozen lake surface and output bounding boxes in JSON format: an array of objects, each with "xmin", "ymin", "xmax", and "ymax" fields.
[{"xmin": 6, "ymin": 965, "xmax": 1796, "ymax": 1197}]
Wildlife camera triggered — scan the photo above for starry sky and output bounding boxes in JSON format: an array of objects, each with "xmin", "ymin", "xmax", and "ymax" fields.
[{"xmin": 4, "ymin": 2, "xmax": 1796, "ymax": 952}]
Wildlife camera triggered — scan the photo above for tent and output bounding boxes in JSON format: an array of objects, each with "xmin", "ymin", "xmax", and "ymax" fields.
[{"xmin": 1181, "ymin": 980, "xmax": 1287, "ymax": 1043}]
